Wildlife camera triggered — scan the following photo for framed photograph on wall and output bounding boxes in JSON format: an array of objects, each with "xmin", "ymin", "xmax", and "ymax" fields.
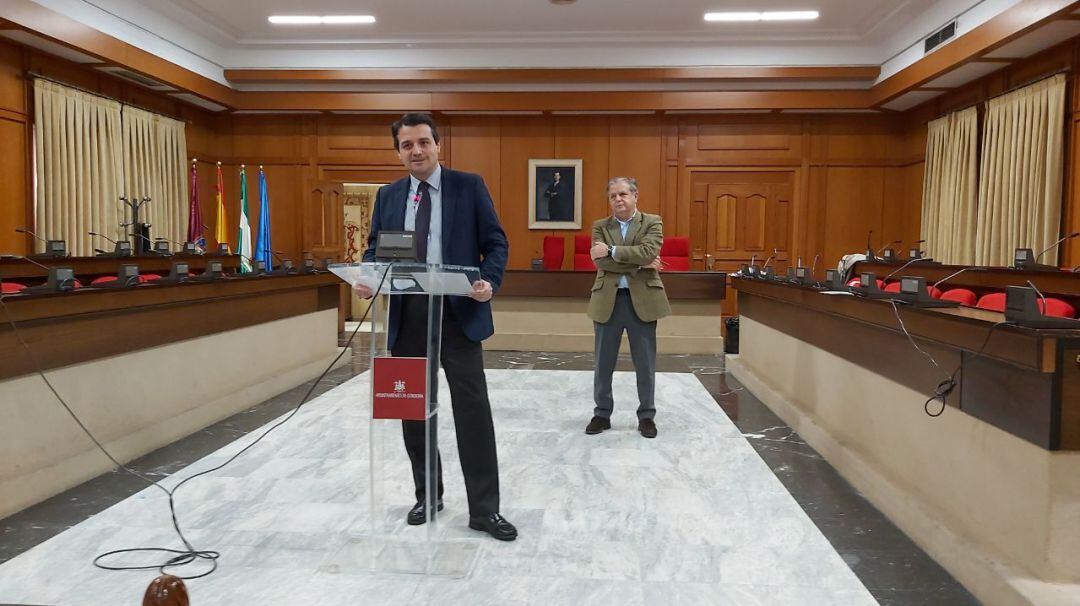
[{"xmin": 528, "ymin": 159, "xmax": 582, "ymax": 229}]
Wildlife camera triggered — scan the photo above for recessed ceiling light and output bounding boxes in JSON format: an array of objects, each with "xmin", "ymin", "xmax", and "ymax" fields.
[
  {"xmin": 268, "ymin": 15, "xmax": 376, "ymax": 25},
  {"xmin": 704, "ymin": 10, "xmax": 819, "ymax": 22}
]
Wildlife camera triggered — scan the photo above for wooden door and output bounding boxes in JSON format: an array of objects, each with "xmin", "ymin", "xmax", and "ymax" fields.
[
  {"xmin": 304, "ymin": 181, "xmax": 346, "ymax": 329},
  {"xmin": 303, "ymin": 181, "xmax": 344, "ymax": 263},
  {"xmin": 688, "ymin": 171, "xmax": 793, "ymax": 273}
]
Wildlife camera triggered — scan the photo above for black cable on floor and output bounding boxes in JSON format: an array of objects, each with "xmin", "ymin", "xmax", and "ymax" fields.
[{"xmin": 0, "ymin": 266, "xmax": 389, "ymax": 579}]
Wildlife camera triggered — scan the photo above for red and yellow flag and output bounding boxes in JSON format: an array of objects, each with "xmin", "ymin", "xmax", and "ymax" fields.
[{"xmin": 214, "ymin": 161, "xmax": 229, "ymax": 250}]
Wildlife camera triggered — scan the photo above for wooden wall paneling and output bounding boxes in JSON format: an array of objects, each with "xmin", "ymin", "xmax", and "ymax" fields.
[
  {"xmin": 1067, "ymin": 112, "xmax": 1080, "ymax": 267},
  {"xmin": 316, "ymin": 114, "xmax": 399, "ymax": 161},
  {"xmin": 804, "ymin": 167, "xmax": 829, "ymax": 268},
  {"xmin": 0, "ymin": 117, "xmax": 28, "ymax": 255},
  {"xmin": 0, "ymin": 41, "xmax": 26, "ymax": 115},
  {"xmin": 231, "ymin": 115, "xmax": 310, "ymax": 159},
  {"xmin": 499, "ymin": 117, "xmax": 555, "ymax": 269},
  {"xmin": 823, "ymin": 116, "xmax": 891, "ymax": 164},
  {"xmin": 447, "ymin": 116, "xmax": 502, "ymax": 216},
  {"xmin": 882, "ymin": 166, "xmax": 911, "ymax": 252},
  {"xmin": 686, "ymin": 116, "xmax": 803, "ymax": 164},
  {"xmin": 555, "ymin": 116, "xmax": 610, "ymax": 266},
  {"xmin": 608, "ymin": 116, "xmax": 663, "ymax": 215},
  {"xmin": 822, "ymin": 167, "xmax": 886, "ymax": 266}
]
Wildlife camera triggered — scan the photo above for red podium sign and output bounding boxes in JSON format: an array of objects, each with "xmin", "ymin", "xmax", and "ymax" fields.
[{"xmin": 372, "ymin": 356, "xmax": 427, "ymax": 420}]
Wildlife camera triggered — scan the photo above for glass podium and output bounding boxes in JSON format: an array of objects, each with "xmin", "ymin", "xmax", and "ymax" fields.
[{"xmin": 326, "ymin": 262, "xmax": 482, "ymax": 577}]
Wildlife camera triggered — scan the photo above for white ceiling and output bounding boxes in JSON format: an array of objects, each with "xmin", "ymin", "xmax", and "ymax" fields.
[
  {"xmin": 38, "ymin": 0, "xmax": 1018, "ymax": 81},
  {"xmin": 140, "ymin": 0, "xmax": 941, "ymax": 46}
]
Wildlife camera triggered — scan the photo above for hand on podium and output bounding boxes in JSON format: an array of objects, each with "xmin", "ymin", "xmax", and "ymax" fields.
[
  {"xmin": 469, "ymin": 279, "xmax": 493, "ymax": 302},
  {"xmin": 352, "ymin": 282, "xmax": 374, "ymax": 299}
]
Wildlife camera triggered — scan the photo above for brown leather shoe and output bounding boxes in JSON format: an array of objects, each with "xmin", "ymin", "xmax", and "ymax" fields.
[
  {"xmin": 638, "ymin": 418, "xmax": 657, "ymax": 438},
  {"xmin": 585, "ymin": 416, "xmax": 611, "ymax": 434}
]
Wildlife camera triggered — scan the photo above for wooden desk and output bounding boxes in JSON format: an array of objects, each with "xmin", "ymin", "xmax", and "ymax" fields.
[
  {"xmin": 0, "ymin": 254, "xmax": 242, "ymax": 282},
  {"xmin": 733, "ymin": 277, "xmax": 1080, "ymax": 450},
  {"xmin": 0, "ymin": 273, "xmax": 340, "ymax": 381},
  {"xmin": 854, "ymin": 260, "xmax": 1080, "ymax": 300}
]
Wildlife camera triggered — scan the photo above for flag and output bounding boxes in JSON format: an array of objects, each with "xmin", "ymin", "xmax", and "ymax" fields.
[
  {"xmin": 253, "ymin": 166, "xmax": 273, "ymax": 271},
  {"xmin": 214, "ymin": 162, "xmax": 229, "ymax": 251},
  {"xmin": 186, "ymin": 159, "xmax": 205, "ymax": 250},
  {"xmin": 236, "ymin": 165, "xmax": 253, "ymax": 273}
]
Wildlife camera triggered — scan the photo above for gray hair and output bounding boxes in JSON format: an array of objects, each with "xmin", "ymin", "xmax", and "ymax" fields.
[{"xmin": 606, "ymin": 177, "xmax": 638, "ymax": 196}]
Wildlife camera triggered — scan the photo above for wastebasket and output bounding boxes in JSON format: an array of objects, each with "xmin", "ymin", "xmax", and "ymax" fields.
[{"xmin": 724, "ymin": 316, "xmax": 739, "ymax": 354}]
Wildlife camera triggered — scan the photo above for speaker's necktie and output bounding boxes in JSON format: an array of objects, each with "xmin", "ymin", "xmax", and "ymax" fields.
[{"xmin": 414, "ymin": 181, "xmax": 431, "ymax": 262}]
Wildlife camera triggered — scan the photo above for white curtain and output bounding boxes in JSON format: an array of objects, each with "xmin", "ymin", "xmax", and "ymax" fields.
[
  {"xmin": 921, "ymin": 106, "xmax": 978, "ymax": 264},
  {"xmin": 122, "ymin": 106, "xmax": 188, "ymax": 247},
  {"xmin": 33, "ymin": 79, "xmax": 123, "ymax": 256},
  {"xmin": 975, "ymin": 74, "xmax": 1066, "ymax": 266}
]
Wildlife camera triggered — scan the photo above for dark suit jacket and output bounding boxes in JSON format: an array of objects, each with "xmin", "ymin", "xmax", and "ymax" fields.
[{"xmin": 363, "ymin": 167, "xmax": 509, "ymax": 348}]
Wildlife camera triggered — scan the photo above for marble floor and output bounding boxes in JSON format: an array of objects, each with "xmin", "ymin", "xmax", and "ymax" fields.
[{"xmin": 0, "ymin": 342, "xmax": 979, "ymax": 606}]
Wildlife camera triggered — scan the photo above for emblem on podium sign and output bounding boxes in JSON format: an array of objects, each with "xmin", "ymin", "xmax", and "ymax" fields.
[{"xmin": 372, "ymin": 356, "xmax": 427, "ymax": 420}]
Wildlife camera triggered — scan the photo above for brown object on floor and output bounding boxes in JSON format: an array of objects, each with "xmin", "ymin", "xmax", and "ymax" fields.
[{"xmin": 142, "ymin": 575, "xmax": 189, "ymax": 606}]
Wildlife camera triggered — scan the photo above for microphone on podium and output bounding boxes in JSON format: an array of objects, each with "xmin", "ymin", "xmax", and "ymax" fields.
[
  {"xmin": 15, "ymin": 227, "xmax": 67, "ymax": 258},
  {"xmin": 88, "ymin": 231, "xmax": 133, "ymax": 257}
]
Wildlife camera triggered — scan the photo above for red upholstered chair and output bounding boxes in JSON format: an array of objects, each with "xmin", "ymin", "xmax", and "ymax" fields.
[
  {"xmin": 659, "ymin": 236, "xmax": 691, "ymax": 271},
  {"xmin": 1042, "ymin": 298, "xmax": 1077, "ymax": 318},
  {"xmin": 847, "ymin": 278, "xmax": 885, "ymax": 289},
  {"xmin": 939, "ymin": 288, "xmax": 977, "ymax": 307},
  {"xmin": 91, "ymin": 274, "xmax": 158, "ymax": 286},
  {"xmin": 541, "ymin": 235, "xmax": 565, "ymax": 270},
  {"xmin": 883, "ymin": 281, "xmax": 942, "ymax": 298},
  {"xmin": 976, "ymin": 292, "xmax": 1006, "ymax": 312},
  {"xmin": 573, "ymin": 234, "xmax": 594, "ymax": 271},
  {"xmin": 1, "ymin": 282, "xmax": 26, "ymax": 294}
]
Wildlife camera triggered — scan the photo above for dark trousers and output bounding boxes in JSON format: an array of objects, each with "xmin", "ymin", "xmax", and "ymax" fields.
[
  {"xmin": 593, "ymin": 290, "xmax": 657, "ymax": 421},
  {"xmin": 391, "ymin": 295, "xmax": 500, "ymax": 518}
]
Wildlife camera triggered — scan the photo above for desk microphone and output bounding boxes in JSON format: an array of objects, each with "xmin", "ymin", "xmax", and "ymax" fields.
[
  {"xmin": 1034, "ymin": 231, "xmax": 1080, "ymax": 265},
  {"xmin": 133, "ymin": 233, "xmax": 171, "ymax": 255},
  {"xmin": 155, "ymin": 237, "xmax": 199, "ymax": 255},
  {"xmin": 16, "ymin": 228, "xmax": 67, "ymax": 258},
  {"xmin": 809, "ymin": 253, "xmax": 821, "ymax": 280},
  {"xmin": 8, "ymin": 255, "xmax": 77, "ymax": 293},
  {"xmin": 908, "ymin": 239, "xmax": 927, "ymax": 260},
  {"xmin": 89, "ymin": 231, "xmax": 133, "ymax": 257},
  {"xmin": 931, "ymin": 267, "xmax": 970, "ymax": 289},
  {"xmin": 883, "ymin": 256, "xmax": 930, "ymax": 281},
  {"xmin": 237, "ymin": 253, "xmax": 268, "ymax": 276},
  {"xmin": 865, "ymin": 230, "xmax": 876, "ymax": 259},
  {"xmin": 876, "ymin": 240, "xmax": 901, "ymax": 256}
]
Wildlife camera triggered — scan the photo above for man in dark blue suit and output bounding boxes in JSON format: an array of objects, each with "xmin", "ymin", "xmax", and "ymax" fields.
[{"xmin": 358, "ymin": 113, "xmax": 516, "ymax": 541}]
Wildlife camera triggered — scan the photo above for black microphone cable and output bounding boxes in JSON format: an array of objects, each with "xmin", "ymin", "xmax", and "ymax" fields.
[
  {"xmin": 888, "ymin": 300, "xmax": 1011, "ymax": 417},
  {"xmin": 0, "ymin": 264, "xmax": 391, "ymax": 579}
]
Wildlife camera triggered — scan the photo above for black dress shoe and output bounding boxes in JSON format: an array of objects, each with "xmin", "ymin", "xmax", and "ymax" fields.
[
  {"xmin": 585, "ymin": 416, "xmax": 611, "ymax": 435},
  {"xmin": 638, "ymin": 418, "xmax": 657, "ymax": 438},
  {"xmin": 406, "ymin": 499, "xmax": 444, "ymax": 526},
  {"xmin": 468, "ymin": 513, "xmax": 518, "ymax": 541}
]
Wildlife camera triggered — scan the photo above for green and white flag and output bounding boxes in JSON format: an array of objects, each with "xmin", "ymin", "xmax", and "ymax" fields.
[{"xmin": 237, "ymin": 165, "xmax": 253, "ymax": 273}]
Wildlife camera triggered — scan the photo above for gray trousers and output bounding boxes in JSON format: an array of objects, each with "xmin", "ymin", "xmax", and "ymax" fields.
[{"xmin": 593, "ymin": 291, "xmax": 657, "ymax": 421}]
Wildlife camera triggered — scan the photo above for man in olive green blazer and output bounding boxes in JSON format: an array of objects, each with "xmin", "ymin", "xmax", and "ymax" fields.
[{"xmin": 585, "ymin": 177, "xmax": 671, "ymax": 438}]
